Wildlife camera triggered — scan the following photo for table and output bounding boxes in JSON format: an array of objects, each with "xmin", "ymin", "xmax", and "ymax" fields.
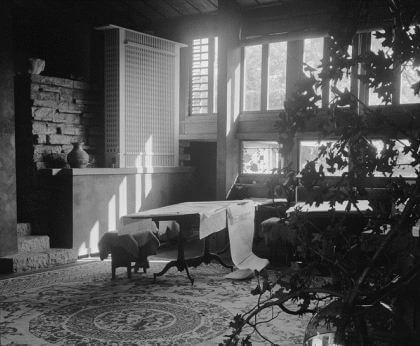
[{"xmin": 123, "ymin": 200, "xmax": 271, "ymax": 284}]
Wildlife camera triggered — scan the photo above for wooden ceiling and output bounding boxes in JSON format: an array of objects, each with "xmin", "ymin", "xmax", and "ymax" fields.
[
  {"xmin": 97, "ymin": 0, "xmax": 289, "ymax": 21},
  {"xmin": 13, "ymin": 0, "xmax": 292, "ymax": 24}
]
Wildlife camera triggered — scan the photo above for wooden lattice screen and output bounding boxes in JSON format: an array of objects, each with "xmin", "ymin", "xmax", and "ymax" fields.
[{"xmin": 100, "ymin": 25, "xmax": 185, "ymax": 168}]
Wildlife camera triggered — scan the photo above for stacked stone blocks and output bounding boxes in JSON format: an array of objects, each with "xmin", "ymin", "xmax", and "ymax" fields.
[
  {"xmin": 0, "ymin": 223, "xmax": 77, "ymax": 274},
  {"xmin": 29, "ymin": 74, "xmax": 103, "ymax": 169}
]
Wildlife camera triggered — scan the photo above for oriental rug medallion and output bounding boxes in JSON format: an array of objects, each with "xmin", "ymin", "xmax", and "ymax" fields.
[{"xmin": 0, "ymin": 260, "xmax": 308, "ymax": 345}]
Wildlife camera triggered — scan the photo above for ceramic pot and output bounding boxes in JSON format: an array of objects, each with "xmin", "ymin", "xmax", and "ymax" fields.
[{"xmin": 67, "ymin": 142, "xmax": 89, "ymax": 168}]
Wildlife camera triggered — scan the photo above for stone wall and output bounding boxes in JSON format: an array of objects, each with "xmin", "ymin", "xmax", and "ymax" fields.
[
  {"xmin": 15, "ymin": 74, "xmax": 104, "ymax": 232},
  {"xmin": 29, "ymin": 74, "xmax": 103, "ymax": 168}
]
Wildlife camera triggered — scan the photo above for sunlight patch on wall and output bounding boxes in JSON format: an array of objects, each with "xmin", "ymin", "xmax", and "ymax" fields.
[
  {"xmin": 234, "ymin": 63, "xmax": 240, "ymax": 121},
  {"xmin": 89, "ymin": 221, "xmax": 100, "ymax": 254},
  {"xmin": 78, "ymin": 241, "xmax": 86, "ymax": 256},
  {"xmin": 119, "ymin": 177, "xmax": 127, "ymax": 225},
  {"xmin": 145, "ymin": 135, "xmax": 153, "ymax": 167},
  {"xmin": 135, "ymin": 174, "xmax": 142, "ymax": 211},
  {"xmin": 108, "ymin": 194, "xmax": 116, "ymax": 231},
  {"xmin": 227, "ymin": 77, "xmax": 232, "ymax": 136},
  {"xmin": 145, "ymin": 174, "xmax": 152, "ymax": 198}
]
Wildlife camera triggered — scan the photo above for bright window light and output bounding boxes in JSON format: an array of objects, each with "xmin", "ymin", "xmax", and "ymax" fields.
[
  {"xmin": 243, "ymin": 45, "xmax": 262, "ymax": 111},
  {"xmin": 267, "ymin": 41, "xmax": 287, "ymax": 110},
  {"xmin": 241, "ymin": 141, "xmax": 281, "ymax": 174},
  {"xmin": 299, "ymin": 140, "xmax": 347, "ymax": 177},
  {"xmin": 371, "ymin": 139, "xmax": 417, "ymax": 177}
]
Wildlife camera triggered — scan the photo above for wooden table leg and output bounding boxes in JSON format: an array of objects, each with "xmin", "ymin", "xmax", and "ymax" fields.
[
  {"xmin": 154, "ymin": 216, "xmax": 195, "ymax": 285},
  {"xmin": 153, "ymin": 215, "xmax": 233, "ymax": 284}
]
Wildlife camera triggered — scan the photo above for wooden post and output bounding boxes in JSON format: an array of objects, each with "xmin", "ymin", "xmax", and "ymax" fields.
[
  {"xmin": 0, "ymin": 0, "xmax": 18, "ymax": 256},
  {"xmin": 216, "ymin": 0, "xmax": 242, "ymax": 200}
]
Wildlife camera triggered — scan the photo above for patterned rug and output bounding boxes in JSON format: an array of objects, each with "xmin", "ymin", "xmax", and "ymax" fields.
[{"xmin": 0, "ymin": 260, "xmax": 308, "ymax": 345}]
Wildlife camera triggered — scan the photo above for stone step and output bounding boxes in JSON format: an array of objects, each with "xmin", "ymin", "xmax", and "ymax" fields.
[
  {"xmin": 18, "ymin": 235, "xmax": 50, "ymax": 252},
  {"xmin": 0, "ymin": 248, "xmax": 78, "ymax": 274},
  {"xmin": 17, "ymin": 223, "xmax": 32, "ymax": 237}
]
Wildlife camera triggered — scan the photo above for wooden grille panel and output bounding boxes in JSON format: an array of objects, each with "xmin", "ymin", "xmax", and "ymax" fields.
[{"xmin": 103, "ymin": 26, "xmax": 183, "ymax": 168}]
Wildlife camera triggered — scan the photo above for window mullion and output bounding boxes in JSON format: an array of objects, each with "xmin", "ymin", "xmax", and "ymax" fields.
[
  {"xmin": 261, "ymin": 43, "xmax": 269, "ymax": 111},
  {"xmin": 350, "ymin": 34, "xmax": 360, "ymax": 111},
  {"xmin": 208, "ymin": 37, "xmax": 215, "ymax": 114},
  {"xmin": 393, "ymin": 62, "xmax": 401, "ymax": 105}
]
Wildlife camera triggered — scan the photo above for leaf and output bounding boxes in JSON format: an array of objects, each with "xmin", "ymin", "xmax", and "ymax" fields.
[{"xmin": 411, "ymin": 81, "xmax": 420, "ymax": 95}]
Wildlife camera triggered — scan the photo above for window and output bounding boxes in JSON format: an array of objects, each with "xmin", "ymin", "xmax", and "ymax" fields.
[
  {"xmin": 242, "ymin": 42, "xmax": 287, "ymax": 112},
  {"xmin": 369, "ymin": 31, "xmax": 388, "ymax": 105},
  {"xmin": 299, "ymin": 140, "xmax": 346, "ymax": 176},
  {"xmin": 303, "ymin": 37, "xmax": 324, "ymax": 106},
  {"xmin": 190, "ymin": 37, "xmax": 218, "ymax": 115},
  {"xmin": 400, "ymin": 60, "xmax": 419, "ymax": 104},
  {"xmin": 243, "ymin": 45, "xmax": 262, "ymax": 111},
  {"xmin": 371, "ymin": 139, "xmax": 417, "ymax": 177},
  {"xmin": 369, "ymin": 29, "xmax": 419, "ymax": 105},
  {"xmin": 241, "ymin": 141, "xmax": 282, "ymax": 174},
  {"xmin": 303, "ymin": 37, "xmax": 324, "ymax": 78},
  {"xmin": 330, "ymin": 45, "xmax": 352, "ymax": 104},
  {"xmin": 400, "ymin": 26, "xmax": 420, "ymax": 104},
  {"xmin": 268, "ymin": 42, "xmax": 287, "ymax": 110}
]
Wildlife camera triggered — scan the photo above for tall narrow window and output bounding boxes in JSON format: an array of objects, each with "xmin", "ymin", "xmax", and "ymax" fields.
[
  {"xmin": 400, "ymin": 60, "xmax": 419, "ymax": 104},
  {"xmin": 243, "ymin": 44, "xmax": 262, "ymax": 111},
  {"xmin": 190, "ymin": 37, "xmax": 218, "ymax": 115},
  {"xmin": 303, "ymin": 37, "xmax": 324, "ymax": 106},
  {"xmin": 268, "ymin": 42, "xmax": 287, "ymax": 110},
  {"xmin": 303, "ymin": 37, "xmax": 324, "ymax": 77},
  {"xmin": 400, "ymin": 26, "xmax": 420, "ymax": 104},
  {"xmin": 330, "ymin": 45, "xmax": 352, "ymax": 104},
  {"xmin": 369, "ymin": 31, "xmax": 388, "ymax": 105}
]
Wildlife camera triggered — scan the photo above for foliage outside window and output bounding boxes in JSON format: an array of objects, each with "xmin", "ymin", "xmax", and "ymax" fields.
[
  {"xmin": 299, "ymin": 140, "xmax": 347, "ymax": 176},
  {"xmin": 329, "ymin": 45, "xmax": 352, "ymax": 104},
  {"xmin": 190, "ymin": 37, "xmax": 218, "ymax": 115},
  {"xmin": 400, "ymin": 26, "xmax": 420, "ymax": 104},
  {"xmin": 368, "ymin": 31, "xmax": 389, "ymax": 105},
  {"xmin": 243, "ymin": 45, "xmax": 262, "ymax": 111},
  {"xmin": 243, "ymin": 42, "xmax": 287, "ymax": 112},
  {"xmin": 268, "ymin": 42, "xmax": 287, "ymax": 110},
  {"xmin": 372, "ymin": 139, "xmax": 418, "ymax": 177},
  {"xmin": 369, "ymin": 29, "xmax": 420, "ymax": 106},
  {"xmin": 241, "ymin": 141, "xmax": 282, "ymax": 174},
  {"xmin": 303, "ymin": 37, "xmax": 324, "ymax": 106},
  {"xmin": 303, "ymin": 37, "xmax": 324, "ymax": 78}
]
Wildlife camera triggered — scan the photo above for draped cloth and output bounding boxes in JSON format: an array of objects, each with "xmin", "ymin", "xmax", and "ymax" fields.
[{"xmin": 226, "ymin": 200, "xmax": 270, "ymax": 272}]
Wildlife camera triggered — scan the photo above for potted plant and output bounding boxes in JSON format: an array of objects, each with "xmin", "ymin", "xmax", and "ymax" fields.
[{"xmin": 223, "ymin": 1, "xmax": 420, "ymax": 345}]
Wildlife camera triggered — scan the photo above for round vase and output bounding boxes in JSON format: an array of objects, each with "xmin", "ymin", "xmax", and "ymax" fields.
[{"xmin": 67, "ymin": 142, "xmax": 89, "ymax": 168}]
